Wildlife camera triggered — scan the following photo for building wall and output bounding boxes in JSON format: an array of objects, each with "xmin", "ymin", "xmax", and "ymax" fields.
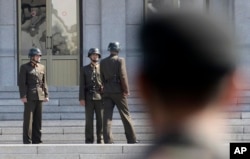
[
  {"xmin": 82, "ymin": 0, "xmax": 144, "ymax": 90},
  {"xmin": 0, "ymin": 0, "xmax": 17, "ymax": 86},
  {"xmin": 235, "ymin": 0, "xmax": 250, "ymax": 89},
  {"xmin": 1, "ymin": 0, "xmax": 250, "ymax": 90},
  {"xmin": 0, "ymin": 0, "xmax": 144, "ymax": 88}
]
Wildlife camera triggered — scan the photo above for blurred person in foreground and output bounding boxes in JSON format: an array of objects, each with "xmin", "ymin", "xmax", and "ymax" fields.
[{"xmin": 137, "ymin": 11, "xmax": 238, "ymax": 159}]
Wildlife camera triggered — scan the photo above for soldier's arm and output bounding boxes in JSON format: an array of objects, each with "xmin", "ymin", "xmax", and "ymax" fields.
[
  {"xmin": 79, "ymin": 66, "xmax": 86, "ymax": 101},
  {"xmin": 100, "ymin": 61, "xmax": 105, "ymax": 82},
  {"xmin": 119, "ymin": 58, "xmax": 129, "ymax": 95},
  {"xmin": 43, "ymin": 65, "xmax": 49, "ymax": 98},
  {"xmin": 18, "ymin": 65, "xmax": 27, "ymax": 98}
]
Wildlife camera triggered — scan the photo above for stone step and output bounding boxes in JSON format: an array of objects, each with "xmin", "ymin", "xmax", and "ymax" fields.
[
  {"xmin": 0, "ymin": 96, "xmax": 146, "ymax": 121},
  {"xmin": 0, "ymin": 134, "xmax": 155, "ymax": 144},
  {"xmin": 0, "ymin": 127, "xmax": 155, "ymax": 144},
  {"xmin": 0, "ymin": 144, "xmax": 150, "ymax": 159},
  {"xmin": 0, "ymin": 106, "xmax": 145, "ymax": 113},
  {"xmin": 0, "ymin": 120, "xmax": 154, "ymax": 144},
  {"xmin": 0, "ymin": 123, "xmax": 247, "ymax": 134},
  {"xmin": 0, "ymin": 112, "xmax": 149, "ymax": 120},
  {"xmin": 0, "ymin": 90, "xmax": 147, "ymax": 120},
  {"xmin": 0, "ymin": 143, "xmax": 231, "ymax": 159},
  {"xmin": 0, "ymin": 98, "xmax": 144, "ymax": 107},
  {"xmin": 0, "ymin": 126, "xmax": 154, "ymax": 135},
  {"xmin": 0, "ymin": 105, "xmax": 145, "ymax": 113},
  {"xmin": 0, "ymin": 120, "xmax": 150, "ymax": 127},
  {"xmin": 0, "ymin": 131, "xmax": 248, "ymax": 144},
  {"xmin": 0, "ymin": 111, "xmax": 248, "ymax": 121}
]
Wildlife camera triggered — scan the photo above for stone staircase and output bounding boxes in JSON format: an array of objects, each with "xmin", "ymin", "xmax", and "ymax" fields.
[
  {"xmin": 0, "ymin": 86, "xmax": 147, "ymax": 121},
  {"xmin": 0, "ymin": 86, "xmax": 153, "ymax": 159},
  {"xmin": 0, "ymin": 120, "xmax": 154, "ymax": 144},
  {"xmin": 0, "ymin": 86, "xmax": 249, "ymax": 158},
  {"xmin": 0, "ymin": 86, "xmax": 154, "ymax": 143},
  {"xmin": 0, "ymin": 119, "xmax": 153, "ymax": 159}
]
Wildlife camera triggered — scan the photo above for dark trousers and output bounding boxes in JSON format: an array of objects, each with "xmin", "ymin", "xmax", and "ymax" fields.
[
  {"xmin": 23, "ymin": 100, "xmax": 43, "ymax": 144},
  {"xmin": 85, "ymin": 98, "xmax": 104, "ymax": 143},
  {"xmin": 102, "ymin": 93, "xmax": 137, "ymax": 143}
]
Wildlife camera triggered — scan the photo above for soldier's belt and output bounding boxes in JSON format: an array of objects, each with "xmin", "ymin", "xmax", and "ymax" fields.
[
  {"xmin": 28, "ymin": 84, "xmax": 42, "ymax": 88},
  {"xmin": 85, "ymin": 87, "xmax": 101, "ymax": 92},
  {"xmin": 104, "ymin": 79, "xmax": 120, "ymax": 83},
  {"xmin": 36, "ymin": 84, "xmax": 43, "ymax": 87}
]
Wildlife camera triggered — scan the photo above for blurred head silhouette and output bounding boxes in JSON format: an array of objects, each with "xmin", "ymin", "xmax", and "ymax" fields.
[{"xmin": 137, "ymin": 11, "xmax": 238, "ymax": 159}]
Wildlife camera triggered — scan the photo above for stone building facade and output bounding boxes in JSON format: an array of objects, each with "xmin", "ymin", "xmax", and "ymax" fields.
[{"xmin": 0, "ymin": 0, "xmax": 249, "ymax": 90}]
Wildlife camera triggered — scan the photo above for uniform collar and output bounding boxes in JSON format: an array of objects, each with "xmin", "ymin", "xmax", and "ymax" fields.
[
  {"xmin": 30, "ymin": 60, "xmax": 38, "ymax": 67},
  {"xmin": 109, "ymin": 54, "xmax": 118, "ymax": 57},
  {"xmin": 90, "ymin": 63, "xmax": 99, "ymax": 68}
]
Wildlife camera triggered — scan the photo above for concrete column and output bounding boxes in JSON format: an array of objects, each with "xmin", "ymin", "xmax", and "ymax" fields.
[
  {"xmin": 83, "ymin": 0, "xmax": 101, "ymax": 65},
  {"xmin": 234, "ymin": 0, "xmax": 250, "ymax": 88},
  {"xmin": 0, "ymin": 0, "xmax": 17, "ymax": 86},
  {"xmin": 101, "ymin": 0, "xmax": 126, "ymax": 58},
  {"xmin": 126, "ymin": 0, "xmax": 144, "ymax": 89}
]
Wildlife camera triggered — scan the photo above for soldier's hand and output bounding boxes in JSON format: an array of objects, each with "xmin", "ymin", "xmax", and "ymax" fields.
[
  {"xmin": 80, "ymin": 100, "xmax": 85, "ymax": 106},
  {"xmin": 44, "ymin": 97, "xmax": 49, "ymax": 102},
  {"xmin": 100, "ymin": 86, "xmax": 104, "ymax": 93},
  {"xmin": 21, "ymin": 97, "xmax": 27, "ymax": 103}
]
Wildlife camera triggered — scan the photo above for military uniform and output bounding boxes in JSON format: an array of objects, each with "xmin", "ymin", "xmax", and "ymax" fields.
[
  {"xmin": 79, "ymin": 63, "xmax": 104, "ymax": 144},
  {"xmin": 143, "ymin": 130, "xmax": 228, "ymax": 159},
  {"xmin": 18, "ymin": 61, "xmax": 48, "ymax": 144},
  {"xmin": 100, "ymin": 54, "xmax": 137, "ymax": 143}
]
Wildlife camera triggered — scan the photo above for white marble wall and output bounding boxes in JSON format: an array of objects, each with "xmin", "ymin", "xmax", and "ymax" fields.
[
  {"xmin": 83, "ymin": 0, "xmax": 101, "ymax": 65},
  {"xmin": 234, "ymin": 0, "xmax": 250, "ymax": 88},
  {"xmin": 101, "ymin": 0, "xmax": 126, "ymax": 58},
  {"xmin": 126, "ymin": 0, "xmax": 144, "ymax": 89},
  {"xmin": 0, "ymin": 0, "xmax": 17, "ymax": 86}
]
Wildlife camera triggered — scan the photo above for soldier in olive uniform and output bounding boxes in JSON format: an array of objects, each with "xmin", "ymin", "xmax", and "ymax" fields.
[
  {"xmin": 100, "ymin": 42, "xmax": 138, "ymax": 144},
  {"xmin": 18, "ymin": 47, "xmax": 49, "ymax": 144},
  {"xmin": 79, "ymin": 48, "xmax": 104, "ymax": 144}
]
